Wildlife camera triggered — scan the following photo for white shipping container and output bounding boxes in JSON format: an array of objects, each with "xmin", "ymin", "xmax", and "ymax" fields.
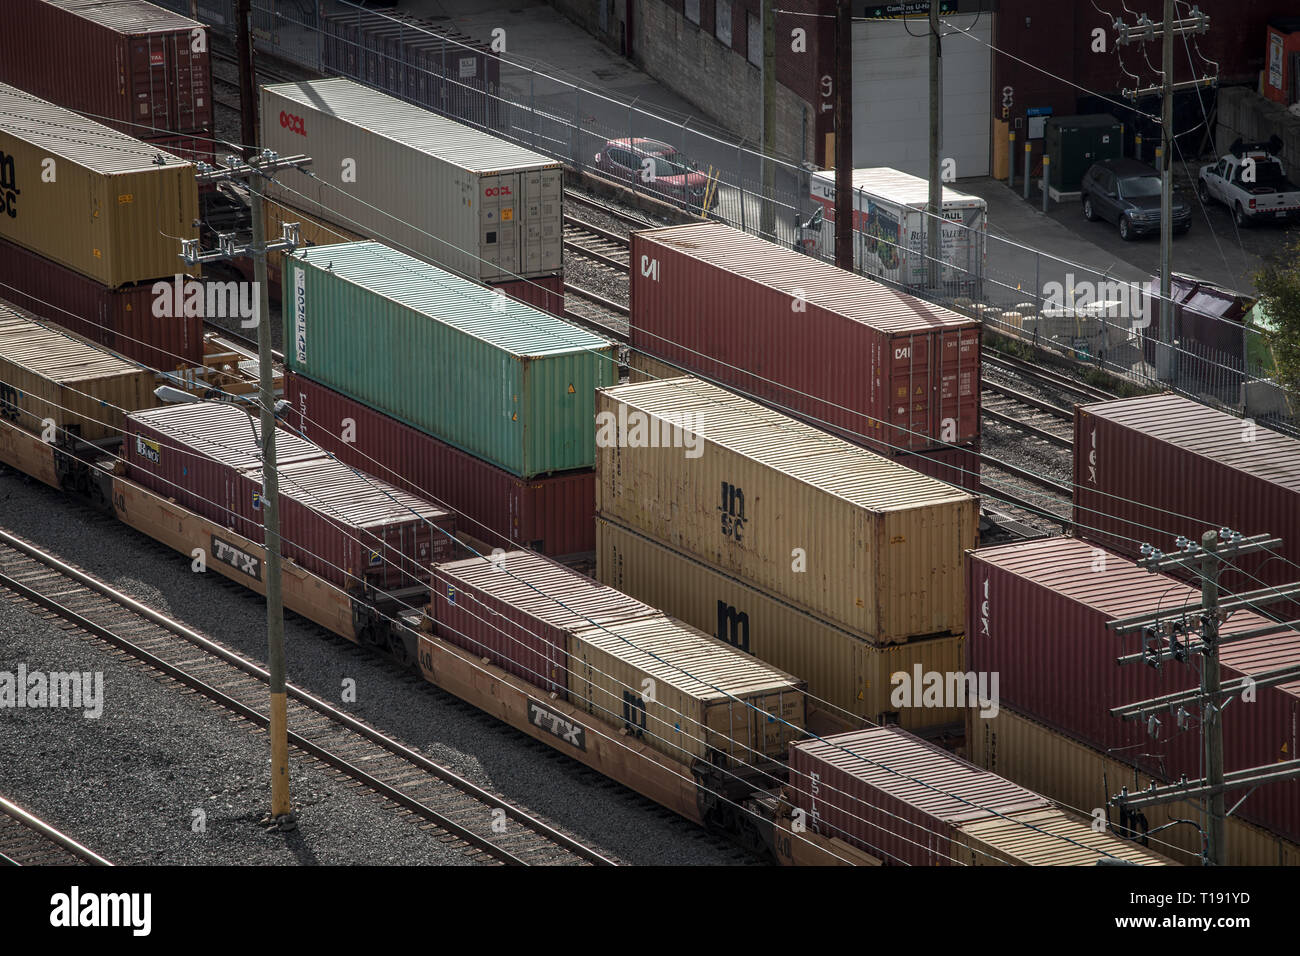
[
  {"xmin": 260, "ymin": 78, "xmax": 562, "ymax": 282},
  {"xmin": 804, "ymin": 167, "xmax": 986, "ymax": 293}
]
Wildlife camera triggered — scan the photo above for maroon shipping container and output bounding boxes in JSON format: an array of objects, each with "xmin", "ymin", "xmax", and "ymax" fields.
[
  {"xmin": 432, "ymin": 551, "xmax": 659, "ymax": 694},
  {"xmin": 489, "ymin": 272, "xmax": 565, "ymax": 319},
  {"xmin": 894, "ymin": 441, "xmax": 981, "ymax": 494},
  {"xmin": 0, "ymin": 237, "xmax": 204, "ymax": 372},
  {"xmin": 126, "ymin": 403, "xmax": 455, "ymax": 592},
  {"xmin": 788, "ymin": 727, "xmax": 1050, "ymax": 866},
  {"xmin": 282, "ymin": 370, "xmax": 595, "ymax": 557},
  {"xmin": 143, "ymin": 129, "xmax": 217, "ymax": 167},
  {"xmin": 630, "ymin": 223, "xmax": 981, "ymax": 457},
  {"xmin": 0, "ymin": 1, "xmax": 212, "ymax": 143},
  {"xmin": 1074, "ymin": 393, "xmax": 1300, "ymax": 599},
  {"xmin": 968, "ymin": 536, "xmax": 1300, "ymax": 842}
]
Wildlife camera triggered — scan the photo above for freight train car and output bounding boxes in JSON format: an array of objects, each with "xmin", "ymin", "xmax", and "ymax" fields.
[
  {"xmin": 0, "ymin": 83, "xmax": 199, "ymax": 288},
  {"xmin": 968, "ymin": 535, "xmax": 1300, "ymax": 845},
  {"xmin": 260, "ymin": 78, "xmax": 561, "ymax": 292},
  {"xmin": 0, "ymin": 0, "xmax": 214, "ymax": 164},
  {"xmin": 1074, "ymin": 393, "xmax": 1300, "ymax": 599},
  {"xmin": 629, "ymin": 222, "xmax": 981, "ymax": 490}
]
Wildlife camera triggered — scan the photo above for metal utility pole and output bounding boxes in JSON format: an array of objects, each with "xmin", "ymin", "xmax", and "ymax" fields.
[
  {"xmin": 1114, "ymin": 5, "xmax": 1214, "ymax": 381},
  {"xmin": 834, "ymin": 0, "xmax": 853, "ymax": 270},
  {"xmin": 760, "ymin": 0, "xmax": 776, "ymax": 240},
  {"xmin": 182, "ymin": 150, "xmax": 312, "ymax": 829},
  {"xmin": 1107, "ymin": 530, "xmax": 1300, "ymax": 865},
  {"xmin": 927, "ymin": 1, "xmax": 941, "ymax": 291},
  {"xmin": 235, "ymin": 0, "xmax": 258, "ymax": 154}
]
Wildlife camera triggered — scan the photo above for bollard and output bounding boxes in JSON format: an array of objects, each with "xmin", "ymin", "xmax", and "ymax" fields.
[
  {"xmin": 1135, "ymin": 133, "xmax": 1143, "ymax": 162},
  {"xmin": 1023, "ymin": 143, "xmax": 1032, "ymax": 201},
  {"xmin": 1042, "ymin": 155, "xmax": 1051, "ymax": 212},
  {"xmin": 1008, "ymin": 130, "xmax": 1017, "ymax": 189}
]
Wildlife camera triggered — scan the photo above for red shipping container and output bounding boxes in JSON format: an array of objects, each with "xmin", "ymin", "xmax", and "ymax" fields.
[
  {"xmin": 432, "ymin": 551, "xmax": 660, "ymax": 694},
  {"xmin": 788, "ymin": 727, "xmax": 1050, "ymax": 866},
  {"xmin": 126, "ymin": 403, "xmax": 455, "ymax": 592},
  {"xmin": 968, "ymin": 536, "xmax": 1300, "ymax": 842},
  {"xmin": 0, "ymin": 237, "xmax": 203, "ymax": 372},
  {"xmin": 282, "ymin": 370, "xmax": 595, "ymax": 557},
  {"xmin": 0, "ymin": 0, "xmax": 212, "ymax": 144},
  {"xmin": 630, "ymin": 223, "xmax": 981, "ymax": 456},
  {"xmin": 488, "ymin": 272, "xmax": 565, "ymax": 319},
  {"xmin": 1074, "ymin": 393, "xmax": 1300, "ymax": 599}
]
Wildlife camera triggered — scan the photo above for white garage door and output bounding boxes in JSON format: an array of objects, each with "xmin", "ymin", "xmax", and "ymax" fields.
[{"xmin": 851, "ymin": 14, "xmax": 992, "ymax": 178}]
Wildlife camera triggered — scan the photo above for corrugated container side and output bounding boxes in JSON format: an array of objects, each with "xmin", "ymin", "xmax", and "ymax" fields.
[
  {"xmin": 629, "ymin": 222, "xmax": 980, "ymax": 455},
  {"xmin": 260, "ymin": 79, "xmax": 559, "ymax": 282},
  {"xmin": 568, "ymin": 614, "xmax": 806, "ymax": 767},
  {"xmin": 596, "ymin": 516, "xmax": 967, "ymax": 727},
  {"xmin": 0, "ymin": 237, "xmax": 204, "ymax": 371},
  {"xmin": 285, "ymin": 242, "xmax": 615, "ymax": 478},
  {"xmin": 283, "ymin": 371, "xmax": 595, "ymax": 556},
  {"xmin": 595, "ymin": 379, "xmax": 977, "ymax": 641},
  {"xmin": 0, "ymin": 0, "xmax": 213, "ymax": 141},
  {"xmin": 968, "ymin": 705, "xmax": 1300, "ymax": 867},
  {"xmin": 954, "ymin": 808, "xmax": 1173, "ymax": 866},
  {"xmin": 431, "ymin": 551, "xmax": 661, "ymax": 695},
  {"xmin": 0, "ymin": 84, "xmax": 199, "ymax": 287},
  {"xmin": 788, "ymin": 727, "xmax": 1050, "ymax": 866},
  {"xmin": 968, "ymin": 536, "xmax": 1300, "ymax": 843},
  {"xmin": 489, "ymin": 273, "xmax": 566, "ymax": 319},
  {"xmin": 1074, "ymin": 394, "xmax": 1300, "ymax": 599},
  {"xmin": 0, "ymin": 310, "xmax": 156, "ymax": 440}
]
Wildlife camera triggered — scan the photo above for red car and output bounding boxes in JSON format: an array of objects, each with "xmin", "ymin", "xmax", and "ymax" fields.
[{"xmin": 595, "ymin": 137, "xmax": 715, "ymax": 212}]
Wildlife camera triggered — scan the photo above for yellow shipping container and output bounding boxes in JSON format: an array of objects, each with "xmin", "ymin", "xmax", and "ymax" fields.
[
  {"xmin": 595, "ymin": 378, "xmax": 978, "ymax": 642},
  {"xmin": 0, "ymin": 83, "xmax": 198, "ymax": 287},
  {"xmin": 597, "ymin": 516, "xmax": 968, "ymax": 727},
  {"xmin": 968, "ymin": 705, "xmax": 1300, "ymax": 867},
  {"xmin": 955, "ymin": 808, "xmax": 1174, "ymax": 866},
  {"xmin": 567, "ymin": 612, "xmax": 806, "ymax": 768},
  {"xmin": 0, "ymin": 309, "xmax": 155, "ymax": 441}
]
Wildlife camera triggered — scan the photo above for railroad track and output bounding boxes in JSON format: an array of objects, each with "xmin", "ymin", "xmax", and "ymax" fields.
[
  {"xmin": 563, "ymin": 215, "xmax": 631, "ymax": 273},
  {"xmin": 0, "ymin": 528, "xmax": 616, "ymax": 868},
  {"xmin": 0, "ymin": 796, "xmax": 112, "ymax": 867}
]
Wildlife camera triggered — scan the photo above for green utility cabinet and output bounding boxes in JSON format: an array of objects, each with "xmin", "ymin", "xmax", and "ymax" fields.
[{"xmin": 1044, "ymin": 114, "xmax": 1124, "ymax": 192}]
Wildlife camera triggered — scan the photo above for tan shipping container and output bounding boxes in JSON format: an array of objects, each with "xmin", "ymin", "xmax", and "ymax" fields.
[
  {"xmin": 597, "ymin": 516, "xmax": 967, "ymax": 728},
  {"xmin": 954, "ymin": 808, "xmax": 1174, "ymax": 866},
  {"xmin": 595, "ymin": 378, "xmax": 978, "ymax": 642},
  {"xmin": 0, "ymin": 309, "xmax": 155, "ymax": 441},
  {"xmin": 627, "ymin": 350, "xmax": 690, "ymax": 385},
  {"xmin": 262, "ymin": 196, "xmax": 363, "ymax": 288},
  {"xmin": 566, "ymin": 613, "xmax": 806, "ymax": 768},
  {"xmin": 0, "ymin": 83, "xmax": 198, "ymax": 287},
  {"xmin": 968, "ymin": 705, "xmax": 1300, "ymax": 867}
]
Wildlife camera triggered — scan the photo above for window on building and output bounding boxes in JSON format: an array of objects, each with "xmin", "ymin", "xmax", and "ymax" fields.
[
  {"xmin": 716, "ymin": 1, "xmax": 732, "ymax": 47},
  {"xmin": 685, "ymin": 0, "xmax": 700, "ymax": 26},
  {"xmin": 747, "ymin": 12, "xmax": 760, "ymax": 67}
]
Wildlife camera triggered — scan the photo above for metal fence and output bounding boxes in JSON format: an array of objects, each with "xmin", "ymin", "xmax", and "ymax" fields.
[{"xmin": 168, "ymin": 0, "xmax": 1295, "ymax": 427}]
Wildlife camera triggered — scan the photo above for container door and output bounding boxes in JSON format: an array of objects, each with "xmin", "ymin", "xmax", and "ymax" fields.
[
  {"xmin": 130, "ymin": 35, "xmax": 171, "ymax": 135},
  {"xmin": 519, "ymin": 168, "xmax": 562, "ymax": 277},
  {"xmin": 935, "ymin": 327, "xmax": 980, "ymax": 447},
  {"xmin": 479, "ymin": 172, "xmax": 520, "ymax": 280},
  {"xmin": 888, "ymin": 333, "xmax": 932, "ymax": 450},
  {"xmin": 169, "ymin": 30, "xmax": 209, "ymax": 132}
]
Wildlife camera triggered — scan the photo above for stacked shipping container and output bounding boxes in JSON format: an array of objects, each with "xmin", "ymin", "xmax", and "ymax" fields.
[{"xmin": 629, "ymin": 222, "xmax": 982, "ymax": 491}]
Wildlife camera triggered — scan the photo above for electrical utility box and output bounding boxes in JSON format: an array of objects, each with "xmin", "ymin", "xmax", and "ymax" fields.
[{"xmin": 1045, "ymin": 115, "xmax": 1124, "ymax": 193}]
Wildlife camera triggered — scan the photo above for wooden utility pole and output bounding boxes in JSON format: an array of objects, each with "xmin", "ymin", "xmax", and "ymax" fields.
[
  {"xmin": 927, "ymin": 1, "xmax": 941, "ymax": 290},
  {"xmin": 235, "ymin": 0, "xmax": 258, "ymax": 154},
  {"xmin": 834, "ymin": 0, "xmax": 853, "ymax": 270},
  {"xmin": 760, "ymin": 0, "xmax": 776, "ymax": 240}
]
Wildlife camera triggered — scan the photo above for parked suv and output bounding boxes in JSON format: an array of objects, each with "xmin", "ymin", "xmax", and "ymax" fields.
[
  {"xmin": 595, "ymin": 137, "xmax": 715, "ymax": 212},
  {"xmin": 1080, "ymin": 158, "xmax": 1191, "ymax": 241}
]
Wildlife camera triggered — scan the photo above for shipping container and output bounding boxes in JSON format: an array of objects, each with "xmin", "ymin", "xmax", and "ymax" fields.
[
  {"xmin": 0, "ymin": 83, "xmax": 199, "ymax": 287},
  {"xmin": 953, "ymin": 808, "xmax": 1173, "ymax": 866},
  {"xmin": 0, "ymin": 237, "xmax": 203, "ymax": 371},
  {"xmin": 0, "ymin": 1, "xmax": 212, "ymax": 146},
  {"xmin": 629, "ymin": 222, "xmax": 981, "ymax": 456},
  {"xmin": 597, "ymin": 516, "xmax": 967, "ymax": 727},
  {"xmin": 968, "ymin": 536, "xmax": 1300, "ymax": 842},
  {"xmin": 0, "ymin": 308, "xmax": 155, "ymax": 442},
  {"xmin": 432, "ymin": 550, "xmax": 663, "ymax": 694},
  {"xmin": 257, "ymin": 197, "xmax": 366, "ymax": 299},
  {"xmin": 261, "ymin": 78, "xmax": 558, "ymax": 283},
  {"xmin": 1074, "ymin": 393, "xmax": 1300, "ymax": 598},
  {"xmin": 285, "ymin": 241, "xmax": 616, "ymax": 478},
  {"xmin": 595, "ymin": 378, "xmax": 977, "ymax": 641},
  {"xmin": 490, "ymin": 273, "xmax": 566, "ymax": 319},
  {"xmin": 126, "ymin": 402, "xmax": 454, "ymax": 591},
  {"xmin": 968, "ymin": 704, "xmax": 1300, "ymax": 867},
  {"xmin": 282, "ymin": 371, "xmax": 595, "ymax": 557}
]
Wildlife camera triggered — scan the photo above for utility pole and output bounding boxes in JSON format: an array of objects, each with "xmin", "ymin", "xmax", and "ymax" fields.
[
  {"xmin": 1114, "ymin": 5, "xmax": 1214, "ymax": 382},
  {"xmin": 834, "ymin": 0, "xmax": 853, "ymax": 270},
  {"xmin": 235, "ymin": 0, "xmax": 258, "ymax": 154},
  {"xmin": 1107, "ymin": 530, "xmax": 1300, "ymax": 865},
  {"xmin": 181, "ymin": 150, "xmax": 312, "ymax": 830},
  {"xmin": 927, "ymin": 1, "xmax": 941, "ymax": 291},
  {"xmin": 760, "ymin": 0, "xmax": 776, "ymax": 240}
]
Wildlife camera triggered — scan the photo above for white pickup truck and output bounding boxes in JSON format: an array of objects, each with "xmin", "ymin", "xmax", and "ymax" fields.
[{"xmin": 1198, "ymin": 137, "xmax": 1300, "ymax": 227}]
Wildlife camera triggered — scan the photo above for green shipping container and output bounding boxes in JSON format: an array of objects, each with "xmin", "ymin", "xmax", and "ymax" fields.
[{"xmin": 286, "ymin": 241, "xmax": 615, "ymax": 477}]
